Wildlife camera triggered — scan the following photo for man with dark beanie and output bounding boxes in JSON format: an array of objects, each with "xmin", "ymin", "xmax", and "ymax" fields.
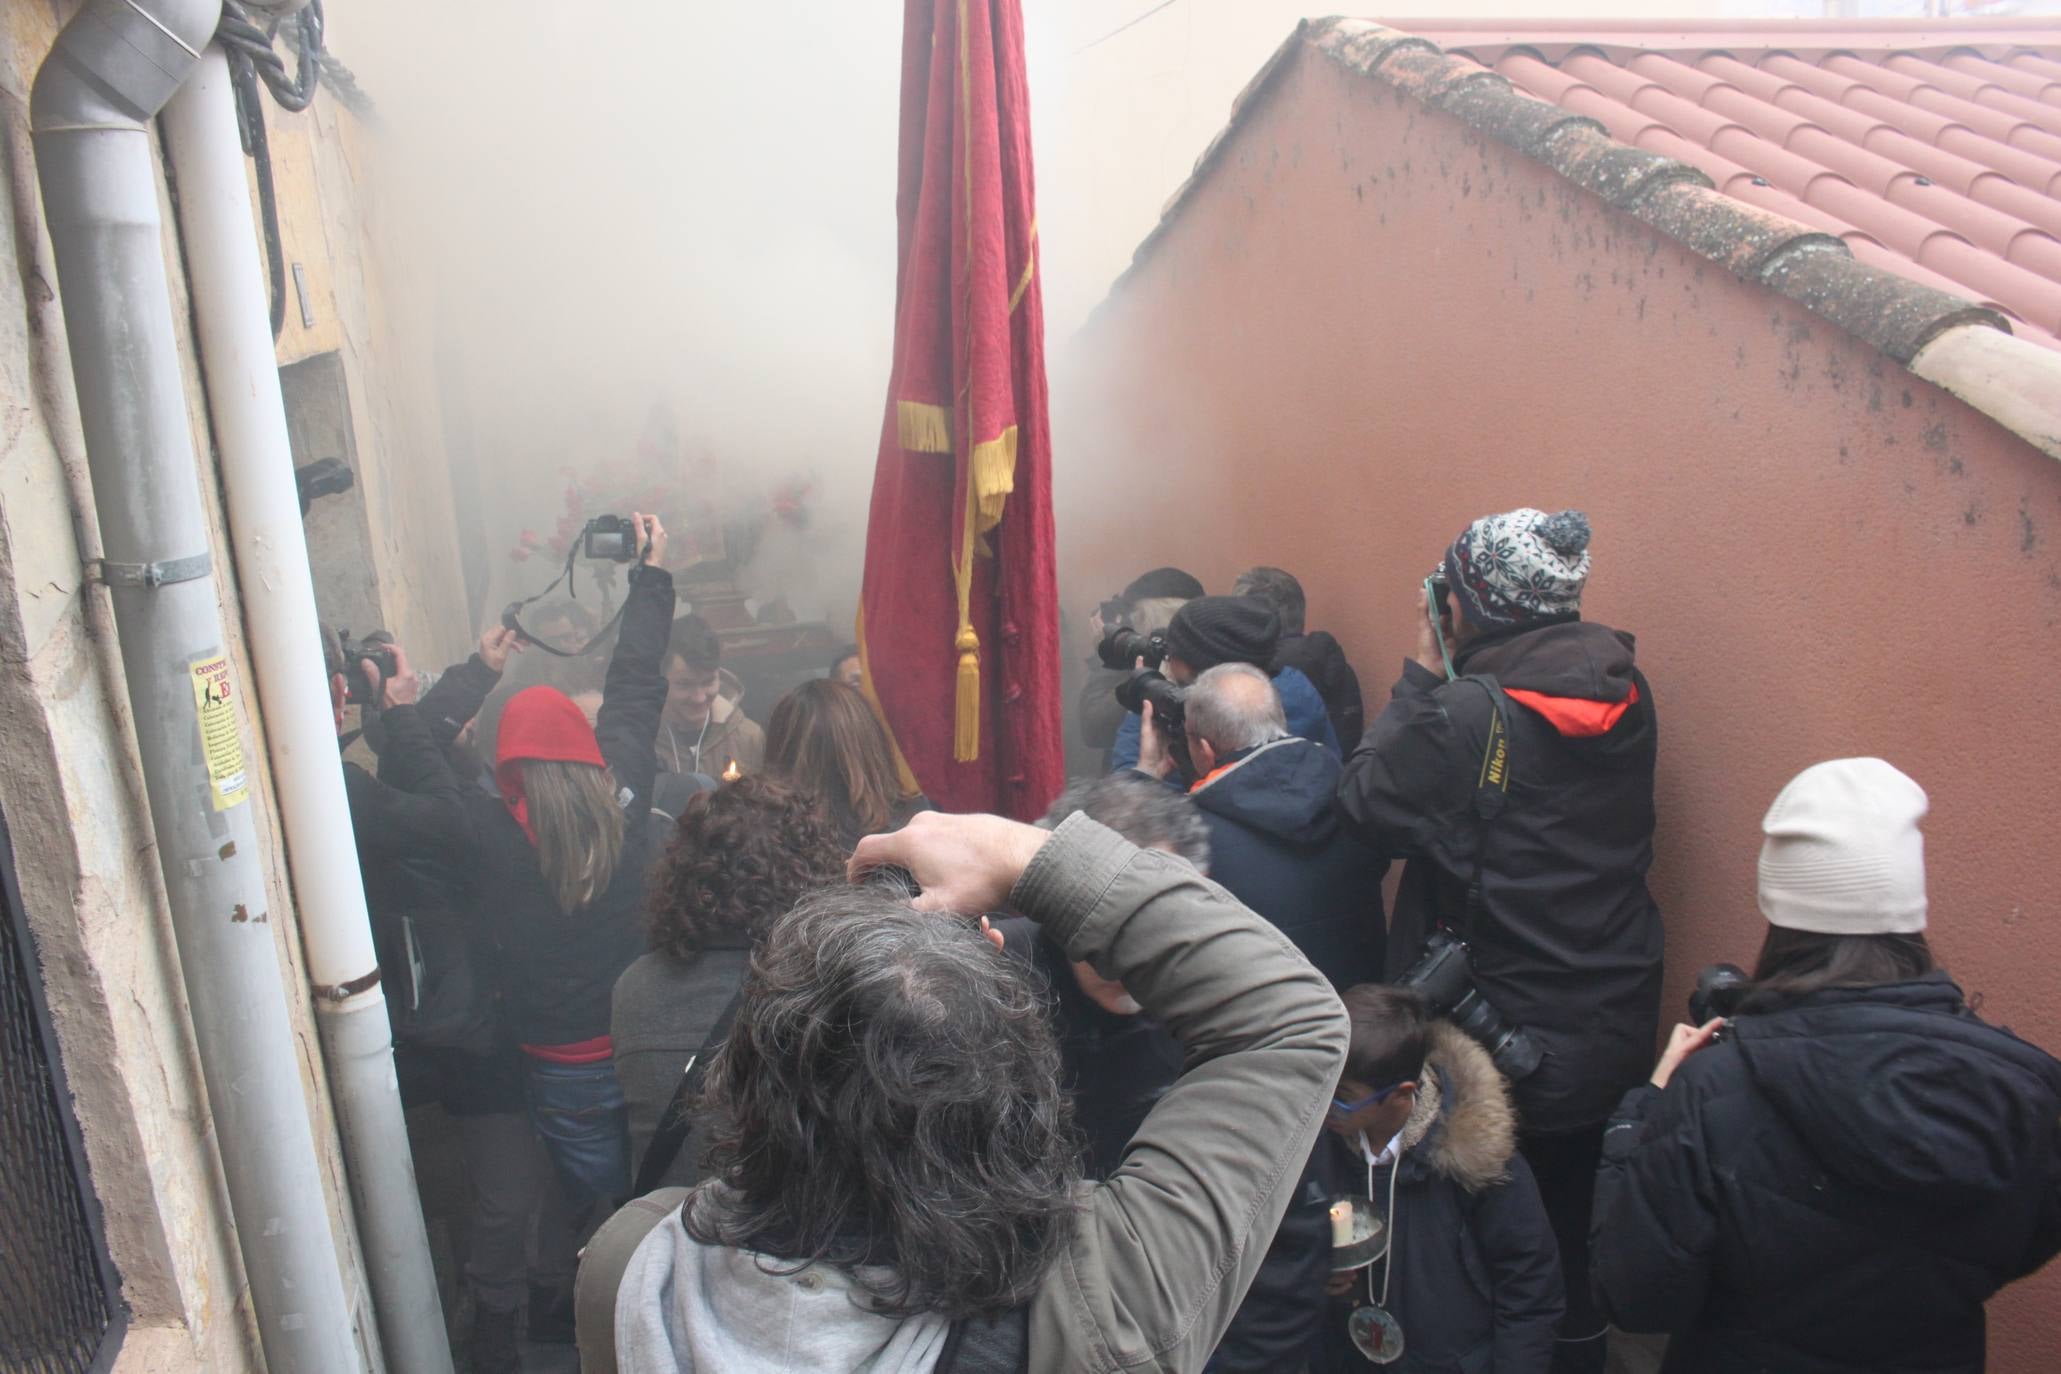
[
  {"xmin": 1077, "ymin": 567, "xmax": 1204, "ymax": 772},
  {"xmin": 1108, "ymin": 594, "xmax": 1340, "ymax": 777},
  {"xmin": 1337, "ymin": 507, "xmax": 1660, "ymax": 1374}
]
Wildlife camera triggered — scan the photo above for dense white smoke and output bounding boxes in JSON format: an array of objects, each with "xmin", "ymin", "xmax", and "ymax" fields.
[{"xmin": 339, "ymin": 2, "xmax": 920, "ymax": 636}]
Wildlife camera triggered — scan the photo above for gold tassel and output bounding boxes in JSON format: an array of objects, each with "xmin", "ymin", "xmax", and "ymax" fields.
[
  {"xmin": 953, "ymin": 626, "xmax": 980, "ymax": 762},
  {"xmin": 897, "ymin": 400, "xmax": 953, "ymax": 453},
  {"xmin": 970, "ymin": 425, "xmax": 1018, "ymax": 533}
]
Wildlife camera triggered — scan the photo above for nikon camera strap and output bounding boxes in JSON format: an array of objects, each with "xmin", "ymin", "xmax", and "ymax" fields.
[{"xmin": 1454, "ymin": 673, "xmax": 1515, "ymax": 940}]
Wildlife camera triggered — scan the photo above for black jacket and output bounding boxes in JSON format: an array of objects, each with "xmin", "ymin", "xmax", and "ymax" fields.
[
  {"xmin": 1592, "ymin": 975, "xmax": 2061, "ymax": 1374},
  {"xmin": 995, "ymin": 915, "xmax": 1182, "ymax": 1182},
  {"xmin": 1311, "ymin": 1023, "xmax": 1564, "ymax": 1373},
  {"xmin": 467, "ymin": 563, "xmax": 675, "ymax": 1048},
  {"xmin": 1276, "ymin": 630, "xmax": 1366, "ymax": 754},
  {"xmin": 1190, "ymin": 737, "xmax": 1386, "ymax": 992},
  {"xmin": 350, "ymin": 655, "xmax": 516, "ymax": 1109},
  {"xmin": 1338, "ymin": 621, "xmax": 1662, "ymax": 1133}
]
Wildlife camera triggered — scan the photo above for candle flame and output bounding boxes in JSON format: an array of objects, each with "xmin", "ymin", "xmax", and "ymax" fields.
[{"xmin": 721, "ymin": 758, "xmax": 741, "ymax": 782}]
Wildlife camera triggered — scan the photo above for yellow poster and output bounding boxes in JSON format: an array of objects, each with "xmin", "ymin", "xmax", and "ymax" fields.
[{"xmin": 189, "ymin": 654, "xmax": 249, "ymax": 811}]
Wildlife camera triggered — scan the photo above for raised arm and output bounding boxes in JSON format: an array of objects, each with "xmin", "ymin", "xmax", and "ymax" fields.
[
  {"xmin": 594, "ymin": 513, "xmax": 675, "ymax": 823},
  {"xmin": 414, "ymin": 624, "xmax": 522, "ymax": 748},
  {"xmin": 1017, "ymin": 817, "xmax": 1348, "ymax": 1372},
  {"xmin": 1335, "ymin": 660, "xmax": 1473, "ymax": 862},
  {"xmin": 852, "ymin": 813, "xmax": 1348, "ymax": 1374}
]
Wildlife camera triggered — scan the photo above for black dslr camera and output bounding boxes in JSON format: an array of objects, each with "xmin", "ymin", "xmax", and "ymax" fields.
[
  {"xmin": 1689, "ymin": 963, "xmax": 1749, "ymax": 1026},
  {"xmin": 337, "ymin": 629, "xmax": 398, "ymax": 707},
  {"xmin": 581, "ymin": 514, "xmax": 638, "ymax": 563},
  {"xmin": 1097, "ymin": 624, "xmax": 1189, "ymax": 769},
  {"xmin": 1395, "ymin": 929, "xmax": 1545, "ymax": 1082},
  {"xmin": 1096, "ymin": 625, "xmax": 1169, "ymax": 672}
]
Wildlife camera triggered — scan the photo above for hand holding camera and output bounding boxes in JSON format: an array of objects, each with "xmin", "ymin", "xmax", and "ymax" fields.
[
  {"xmin": 345, "ymin": 635, "xmax": 416, "ymax": 710},
  {"xmin": 1136, "ymin": 700, "xmax": 1176, "ymax": 780},
  {"xmin": 1416, "ymin": 572, "xmax": 1456, "ymax": 679}
]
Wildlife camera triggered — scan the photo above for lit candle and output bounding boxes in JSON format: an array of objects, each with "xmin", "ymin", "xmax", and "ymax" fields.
[
  {"xmin": 1329, "ymin": 1200, "xmax": 1353, "ymax": 1248},
  {"xmin": 721, "ymin": 758, "xmax": 741, "ymax": 782}
]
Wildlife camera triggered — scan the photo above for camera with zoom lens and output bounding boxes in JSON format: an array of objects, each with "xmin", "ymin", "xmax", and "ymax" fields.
[
  {"xmin": 582, "ymin": 514, "xmax": 638, "ymax": 563},
  {"xmin": 1689, "ymin": 962, "xmax": 1749, "ymax": 1027},
  {"xmin": 1097, "ymin": 624, "xmax": 1169, "ymax": 672},
  {"xmin": 338, "ymin": 629, "xmax": 398, "ymax": 707},
  {"xmin": 1115, "ymin": 667, "xmax": 1187, "ymax": 737},
  {"xmin": 1395, "ymin": 929, "xmax": 1545, "ymax": 1082}
]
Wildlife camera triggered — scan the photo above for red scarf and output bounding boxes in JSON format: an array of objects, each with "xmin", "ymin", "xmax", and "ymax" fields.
[{"xmin": 494, "ymin": 686, "xmax": 607, "ymax": 844}]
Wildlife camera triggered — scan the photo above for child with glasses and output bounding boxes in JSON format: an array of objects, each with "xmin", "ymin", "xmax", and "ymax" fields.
[{"xmin": 1312, "ymin": 985, "xmax": 1563, "ymax": 1372}]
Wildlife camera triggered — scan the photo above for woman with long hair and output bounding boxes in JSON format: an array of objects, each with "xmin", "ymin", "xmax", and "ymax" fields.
[
  {"xmin": 467, "ymin": 512, "xmax": 674, "ymax": 1340},
  {"xmin": 763, "ymin": 677, "xmax": 929, "ymax": 851},
  {"xmin": 1591, "ymin": 758, "xmax": 2061, "ymax": 1373},
  {"xmin": 611, "ymin": 775, "xmax": 847, "ymax": 1189}
]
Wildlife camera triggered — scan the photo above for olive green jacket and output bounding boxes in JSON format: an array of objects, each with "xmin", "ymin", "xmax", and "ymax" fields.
[{"xmin": 1020, "ymin": 813, "xmax": 1348, "ymax": 1373}]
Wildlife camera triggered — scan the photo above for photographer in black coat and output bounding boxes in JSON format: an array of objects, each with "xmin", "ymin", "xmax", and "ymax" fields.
[
  {"xmin": 1337, "ymin": 508, "xmax": 1659, "ymax": 1374},
  {"xmin": 331, "ymin": 621, "xmax": 539, "ymax": 1366},
  {"xmin": 1592, "ymin": 759, "xmax": 2061, "ymax": 1374}
]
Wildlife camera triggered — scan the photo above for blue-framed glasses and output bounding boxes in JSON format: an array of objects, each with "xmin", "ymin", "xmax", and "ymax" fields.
[{"xmin": 1331, "ymin": 1081, "xmax": 1409, "ymax": 1116}]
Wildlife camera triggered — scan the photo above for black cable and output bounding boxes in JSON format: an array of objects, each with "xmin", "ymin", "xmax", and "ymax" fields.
[{"xmin": 225, "ymin": 47, "xmax": 289, "ymax": 338}]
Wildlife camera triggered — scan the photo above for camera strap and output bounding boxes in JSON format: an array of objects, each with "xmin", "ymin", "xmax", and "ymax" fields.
[
  {"xmin": 500, "ymin": 539, "xmax": 632, "ymax": 659},
  {"xmin": 1454, "ymin": 674, "xmax": 1515, "ymax": 940}
]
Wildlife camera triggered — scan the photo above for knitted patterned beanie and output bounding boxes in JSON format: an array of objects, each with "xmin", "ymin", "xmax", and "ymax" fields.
[{"xmin": 1443, "ymin": 508, "xmax": 1592, "ymax": 629}]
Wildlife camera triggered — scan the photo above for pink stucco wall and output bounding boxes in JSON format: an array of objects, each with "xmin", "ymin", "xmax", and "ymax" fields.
[{"xmin": 1055, "ymin": 45, "xmax": 2061, "ymax": 1367}]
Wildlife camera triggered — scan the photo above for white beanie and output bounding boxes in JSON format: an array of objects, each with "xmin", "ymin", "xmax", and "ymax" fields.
[{"xmin": 1757, "ymin": 758, "xmax": 1928, "ymax": 935}]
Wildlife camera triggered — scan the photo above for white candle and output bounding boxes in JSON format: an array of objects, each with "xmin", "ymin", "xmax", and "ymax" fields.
[{"xmin": 1329, "ymin": 1200, "xmax": 1353, "ymax": 1248}]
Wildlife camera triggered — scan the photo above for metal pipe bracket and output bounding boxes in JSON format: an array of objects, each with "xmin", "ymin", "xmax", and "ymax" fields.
[{"xmin": 88, "ymin": 553, "xmax": 213, "ymax": 589}]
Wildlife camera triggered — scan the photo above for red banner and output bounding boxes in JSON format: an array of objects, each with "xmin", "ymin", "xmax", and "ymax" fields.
[{"xmin": 858, "ymin": 0, "xmax": 1062, "ymax": 820}]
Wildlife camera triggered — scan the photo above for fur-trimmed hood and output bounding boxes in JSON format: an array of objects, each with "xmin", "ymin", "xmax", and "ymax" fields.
[{"xmin": 1394, "ymin": 1022, "xmax": 1519, "ymax": 1193}]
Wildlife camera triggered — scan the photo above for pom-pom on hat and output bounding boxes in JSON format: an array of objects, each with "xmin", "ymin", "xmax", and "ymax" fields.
[
  {"xmin": 1164, "ymin": 596, "xmax": 1282, "ymax": 673},
  {"xmin": 1443, "ymin": 508, "xmax": 1592, "ymax": 629},
  {"xmin": 1758, "ymin": 758, "xmax": 1929, "ymax": 936}
]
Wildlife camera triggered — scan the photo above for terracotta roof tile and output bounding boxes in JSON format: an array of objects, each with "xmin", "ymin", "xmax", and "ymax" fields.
[
  {"xmin": 1109, "ymin": 18, "xmax": 2061, "ymax": 455},
  {"xmin": 1380, "ymin": 21, "xmax": 2061, "ymax": 350}
]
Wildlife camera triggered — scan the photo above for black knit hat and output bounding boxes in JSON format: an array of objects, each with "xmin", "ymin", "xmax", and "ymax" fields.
[
  {"xmin": 1165, "ymin": 596, "xmax": 1281, "ymax": 672},
  {"xmin": 1120, "ymin": 566, "xmax": 1205, "ymax": 604}
]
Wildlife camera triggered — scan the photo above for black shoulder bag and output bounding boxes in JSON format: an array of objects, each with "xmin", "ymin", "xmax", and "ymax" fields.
[{"xmin": 631, "ymin": 987, "xmax": 744, "ymax": 1197}]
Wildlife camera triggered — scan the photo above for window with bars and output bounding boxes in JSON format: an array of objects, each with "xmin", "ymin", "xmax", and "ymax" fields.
[{"xmin": 0, "ymin": 807, "xmax": 125, "ymax": 1372}]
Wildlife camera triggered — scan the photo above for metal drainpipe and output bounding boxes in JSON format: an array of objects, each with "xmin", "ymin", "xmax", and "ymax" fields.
[
  {"xmin": 31, "ymin": 3, "xmax": 367, "ymax": 1370},
  {"xmin": 161, "ymin": 47, "xmax": 455, "ymax": 1374}
]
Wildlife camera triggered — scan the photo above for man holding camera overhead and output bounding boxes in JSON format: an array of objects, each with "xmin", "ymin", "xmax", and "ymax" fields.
[{"xmin": 1336, "ymin": 508, "xmax": 1660, "ymax": 1374}]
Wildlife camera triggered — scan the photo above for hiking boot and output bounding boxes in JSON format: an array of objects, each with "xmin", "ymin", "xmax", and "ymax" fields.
[
  {"xmin": 467, "ymin": 1303, "xmax": 522, "ymax": 1372},
  {"xmin": 526, "ymin": 1282, "xmax": 577, "ymax": 1345}
]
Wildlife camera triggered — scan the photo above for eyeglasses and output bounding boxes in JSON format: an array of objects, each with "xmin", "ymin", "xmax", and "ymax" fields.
[{"xmin": 1330, "ymin": 1082, "xmax": 1409, "ymax": 1116}]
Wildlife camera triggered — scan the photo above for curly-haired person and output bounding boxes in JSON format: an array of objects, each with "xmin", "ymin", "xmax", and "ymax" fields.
[{"xmin": 610, "ymin": 774, "xmax": 847, "ymax": 1188}]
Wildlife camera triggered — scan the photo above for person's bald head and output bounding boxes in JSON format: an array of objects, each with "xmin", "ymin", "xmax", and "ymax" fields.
[{"xmin": 1183, "ymin": 662, "xmax": 1288, "ymax": 778}]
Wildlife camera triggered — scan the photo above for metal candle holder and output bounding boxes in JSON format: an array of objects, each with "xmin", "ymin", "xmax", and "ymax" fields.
[{"xmin": 1329, "ymin": 1194, "xmax": 1389, "ymax": 1273}]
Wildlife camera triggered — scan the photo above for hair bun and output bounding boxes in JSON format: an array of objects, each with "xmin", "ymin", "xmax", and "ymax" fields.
[{"xmin": 1539, "ymin": 509, "xmax": 1592, "ymax": 559}]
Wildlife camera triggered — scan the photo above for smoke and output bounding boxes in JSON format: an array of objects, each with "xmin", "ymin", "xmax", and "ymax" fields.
[{"xmin": 336, "ymin": 2, "xmax": 911, "ymax": 635}]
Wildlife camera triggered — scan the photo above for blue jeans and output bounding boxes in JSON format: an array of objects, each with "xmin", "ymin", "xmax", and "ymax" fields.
[{"xmin": 525, "ymin": 1059, "xmax": 631, "ymax": 1208}]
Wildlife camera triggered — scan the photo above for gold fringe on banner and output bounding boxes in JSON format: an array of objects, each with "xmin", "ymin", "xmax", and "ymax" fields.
[
  {"xmin": 970, "ymin": 425, "xmax": 1017, "ymax": 534},
  {"xmin": 897, "ymin": 400, "xmax": 953, "ymax": 453}
]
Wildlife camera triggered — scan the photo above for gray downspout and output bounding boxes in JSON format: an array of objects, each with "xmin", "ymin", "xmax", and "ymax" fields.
[
  {"xmin": 31, "ymin": 3, "xmax": 368, "ymax": 1370},
  {"xmin": 161, "ymin": 48, "xmax": 454, "ymax": 1374}
]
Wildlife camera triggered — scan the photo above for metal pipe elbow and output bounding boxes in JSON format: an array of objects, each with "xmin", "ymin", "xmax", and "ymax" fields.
[{"xmin": 30, "ymin": 0, "xmax": 223, "ymax": 132}]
